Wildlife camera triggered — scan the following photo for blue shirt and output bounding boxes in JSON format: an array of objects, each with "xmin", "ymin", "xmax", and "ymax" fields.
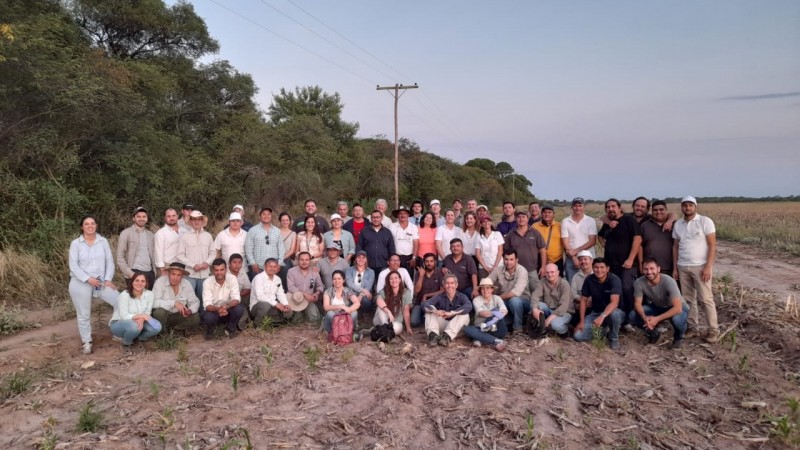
[{"xmin": 69, "ymin": 234, "xmax": 115, "ymax": 282}]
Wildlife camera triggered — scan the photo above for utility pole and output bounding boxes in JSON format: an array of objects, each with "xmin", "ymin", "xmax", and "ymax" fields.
[{"xmin": 376, "ymin": 83, "xmax": 418, "ymax": 209}]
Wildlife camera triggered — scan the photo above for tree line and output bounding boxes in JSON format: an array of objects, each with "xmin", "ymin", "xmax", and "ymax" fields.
[{"xmin": 0, "ymin": 0, "xmax": 534, "ymax": 265}]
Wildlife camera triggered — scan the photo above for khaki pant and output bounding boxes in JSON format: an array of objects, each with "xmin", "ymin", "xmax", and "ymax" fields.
[
  {"xmin": 289, "ymin": 292, "xmax": 321, "ymax": 322},
  {"xmin": 678, "ymin": 265, "xmax": 718, "ymax": 332},
  {"xmin": 424, "ymin": 313, "xmax": 470, "ymax": 340}
]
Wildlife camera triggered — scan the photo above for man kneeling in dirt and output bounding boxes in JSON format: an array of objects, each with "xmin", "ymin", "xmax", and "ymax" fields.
[
  {"xmin": 629, "ymin": 258, "xmax": 689, "ymax": 349},
  {"xmin": 530, "ymin": 263, "xmax": 573, "ymax": 338},
  {"xmin": 151, "ymin": 262, "xmax": 200, "ymax": 335},
  {"xmin": 250, "ymin": 258, "xmax": 294, "ymax": 327},
  {"xmin": 573, "ymin": 258, "xmax": 625, "ymax": 350},
  {"xmin": 422, "ymin": 274, "xmax": 472, "ymax": 347}
]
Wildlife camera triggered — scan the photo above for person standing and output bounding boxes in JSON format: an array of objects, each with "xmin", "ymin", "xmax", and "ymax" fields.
[
  {"xmin": 177, "ymin": 204, "xmax": 194, "ymax": 232},
  {"xmin": 68, "ymin": 215, "xmax": 119, "ymax": 354},
  {"xmin": 475, "ymin": 216, "xmax": 505, "ymax": 279},
  {"xmin": 561, "ymin": 197, "xmax": 598, "ymax": 282},
  {"xmin": 497, "ymin": 201, "xmax": 518, "ymax": 236},
  {"xmin": 435, "ymin": 209, "xmax": 463, "ymax": 260},
  {"xmin": 527, "ymin": 202, "xmax": 542, "ymax": 225},
  {"xmin": 503, "ymin": 211, "xmax": 546, "ymax": 294},
  {"xmin": 389, "ymin": 206, "xmax": 419, "ymax": 271},
  {"xmin": 336, "ymin": 201, "xmax": 352, "ymax": 223},
  {"xmin": 214, "ymin": 212, "xmax": 247, "ymax": 265},
  {"xmin": 154, "ymin": 208, "xmax": 184, "ymax": 277},
  {"xmin": 116, "ymin": 206, "xmax": 157, "ymax": 289},
  {"xmin": 598, "ymin": 198, "xmax": 642, "ymax": 319},
  {"xmin": 245, "ymin": 207, "xmax": 284, "ymax": 280},
  {"xmin": 292, "ymin": 199, "xmax": 330, "ymax": 234},
  {"xmin": 177, "ymin": 210, "xmax": 215, "ymax": 306},
  {"xmin": 531, "ymin": 205, "xmax": 565, "ymax": 276},
  {"xmin": 343, "ymin": 203, "xmax": 368, "ymax": 245},
  {"xmin": 672, "ymin": 196, "xmax": 719, "ymax": 343},
  {"xmin": 639, "ymin": 200, "xmax": 675, "ymax": 275},
  {"xmin": 358, "ymin": 210, "xmax": 396, "ymax": 275}
]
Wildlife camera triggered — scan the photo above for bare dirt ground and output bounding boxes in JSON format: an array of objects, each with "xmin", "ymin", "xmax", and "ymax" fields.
[{"xmin": 1, "ymin": 241, "xmax": 799, "ymax": 449}]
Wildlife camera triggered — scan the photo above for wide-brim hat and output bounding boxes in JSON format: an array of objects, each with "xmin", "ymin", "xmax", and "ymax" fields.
[
  {"xmin": 166, "ymin": 262, "xmax": 190, "ymax": 276},
  {"xmin": 478, "ymin": 277, "xmax": 495, "ymax": 288},
  {"xmin": 189, "ymin": 210, "xmax": 208, "ymax": 226},
  {"xmin": 391, "ymin": 205, "xmax": 410, "ymax": 218},
  {"xmin": 288, "ymin": 294, "xmax": 309, "ymax": 312}
]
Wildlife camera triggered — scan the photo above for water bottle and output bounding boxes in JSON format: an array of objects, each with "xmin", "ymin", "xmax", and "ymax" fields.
[{"xmin": 92, "ymin": 278, "xmax": 102, "ymax": 298}]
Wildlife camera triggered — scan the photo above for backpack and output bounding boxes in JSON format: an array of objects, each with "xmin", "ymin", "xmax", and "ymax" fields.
[
  {"xmin": 329, "ymin": 311, "xmax": 354, "ymax": 346},
  {"xmin": 369, "ymin": 323, "xmax": 396, "ymax": 343},
  {"xmin": 525, "ymin": 314, "xmax": 545, "ymax": 339}
]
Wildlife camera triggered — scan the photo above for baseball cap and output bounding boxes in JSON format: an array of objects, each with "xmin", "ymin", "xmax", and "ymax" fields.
[
  {"xmin": 330, "ymin": 213, "xmax": 342, "ymax": 221},
  {"xmin": 577, "ymin": 250, "xmax": 593, "ymax": 259},
  {"xmin": 132, "ymin": 206, "xmax": 148, "ymax": 216},
  {"xmin": 182, "ymin": 204, "xmax": 194, "ymax": 210},
  {"xmin": 430, "ymin": 199, "xmax": 441, "ymax": 206},
  {"xmin": 571, "ymin": 197, "xmax": 584, "ymax": 206},
  {"xmin": 681, "ymin": 196, "xmax": 697, "ymax": 206},
  {"xmin": 229, "ymin": 212, "xmax": 242, "ymax": 221},
  {"xmin": 541, "ymin": 205, "xmax": 554, "ymax": 212},
  {"xmin": 232, "ymin": 204, "xmax": 244, "ymax": 211}
]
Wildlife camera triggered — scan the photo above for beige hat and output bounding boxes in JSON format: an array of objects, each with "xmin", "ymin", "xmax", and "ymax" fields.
[
  {"xmin": 188, "ymin": 210, "xmax": 208, "ymax": 227},
  {"xmin": 478, "ymin": 277, "xmax": 495, "ymax": 288},
  {"xmin": 288, "ymin": 293, "xmax": 309, "ymax": 312}
]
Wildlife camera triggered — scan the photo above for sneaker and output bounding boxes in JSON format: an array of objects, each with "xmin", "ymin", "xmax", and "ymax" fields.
[
  {"xmin": 671, "ymin": 339, "xmax": 684, "ymax": 349},
  {"xmin": 494, "ymin": 340, "xmax": 507, "ymax": 352},
  {"xmin": 704, "ymin": 329, "xmax": 720, "ymax": 344},
  {"xmin": 204, "ymin": 333, "xmax": 214, "ymax": 341},
  {"xmin": 684, "ymin": 328, "xmax": 699, "ymax": 339},
  {"xmin": 111, "ymin": 335, "xmax": 122, "ymax": 343},
  {"xmin": 648, "ymin": 329, "xmax": 661, "ymax": 345},
  {"xmin": 473, "ymin": 340, "xmax": 482, "ymax": 347},
  {"xmin": 353, "ymin": 331, "xmax": 362, "ymax": 342},
  {"xmin": 609, "ymin": 340, "xmax": 620, "ymax": 351},
  {"xmin": 428, "ymin": 332, "xmax": 439, "ymax": 347},
  {"xmin": 438, "ymin": 334, "xmax": 451, "ymax": 347},
  {"xmin": 81, "ymin": 342, "xmax": 92, "ymax": 355}
]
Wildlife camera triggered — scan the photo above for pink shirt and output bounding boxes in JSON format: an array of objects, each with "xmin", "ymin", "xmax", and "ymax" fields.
[{"xmin": 417, "ymin": 227, "xmax": 437, "ymax": 258}]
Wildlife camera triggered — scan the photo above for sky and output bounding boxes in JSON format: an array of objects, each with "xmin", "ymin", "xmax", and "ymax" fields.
[{"xmin": 176, "ymin": 0, "xmax": 799, "ymax": 200}]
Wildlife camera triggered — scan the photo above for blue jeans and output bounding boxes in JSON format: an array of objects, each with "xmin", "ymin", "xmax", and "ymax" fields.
[
  {"xmin": 573, "ymin": 309, "xmax": 624, "ymax": 343},
  {"xmin": 535, "ymin": 302, "xmax": 572, "ymax": 335},
  {"xmin": 628, "ymin": 304, "xmax": 689, "ymax": 340},
  {"xmin": 410, "ymin": 304, "xmax": 425, "ymax": 327},
  {"xmin": 110, "ymin": 319, "xmax": 162, "ymax": 345},
  {"xmin": 564, "ymin": 257, "xmax": 578, "ymax": 283},
  {"xmin": 505, "ymin": 297, "xmax": 531, "ymax": 331},
  {"xmin": 460, "ymin": 287, "xmax": 474, "ymax": 299},
  {"xmin": 357, "ymin": 294, "xmax": 375, "ymax": 315},
  {"xmin": 464, "ymin": 320, "xmax": 508, "ymax": 346},
  {"xmin": 202, "ymin": 304, "xmax": 245, "ymax": 334},
  {"xmin": 323, "ymin": 310, "xmax": 358, "ymax": 333},
  {"xmin": 186, "ymin": 277, "xmax": 204, "ymax": 311}
]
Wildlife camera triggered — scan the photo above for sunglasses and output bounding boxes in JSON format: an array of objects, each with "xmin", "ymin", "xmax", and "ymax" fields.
[{"xmin": 264, "ymin": 235, "xmax": 270, "ymax": 245}]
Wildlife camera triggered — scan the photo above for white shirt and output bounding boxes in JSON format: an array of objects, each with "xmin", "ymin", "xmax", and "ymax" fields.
[
  {"xmin": 202, "ymin": 273, "xmax": 241, "ymax": 308},
  {"xmin": 233, "ymin": 270, "xmax": 251, "ymax": 291},
  {"xmin": 435, "ymin": 225, "xmax": 463, "ymax": 258},
  {"xmin": 389, "ymin": 222, "xmax": 419, "ymax": 256},
  {"xmin": 381, "ymin": 215, "xmax": 393, "ymax": 228},
  {"xmin": 376, "ymin": 267, "xmax": 414, "ymax": 293},
  {"xmin": 673, "ymin": 214, "xmax": 715, "ymax": 266},
  {"xmin": 477, "ymin": 231, "xmax": 505, "ymax": 269},
  {"xmin": 214, "ymin": 227, "xmax": 247, "ymax": 264},
  {"xmin": 154, "ymin": 225, "xmax": 184, "ymax": 269},
  {"xmin": 560, "ymin": 215, "xmax": 598, "ymax": 256},
  {"xmin": 250, "ymin": 272, "xmax": 288, "ymax": 309},
  {"xmin": 461, "ymin": 229, "xmax": 480, "ymax": 256}
]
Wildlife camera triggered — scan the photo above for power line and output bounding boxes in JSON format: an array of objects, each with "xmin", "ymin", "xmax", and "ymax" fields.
[
  {"xmin": 256, "ymin": 0, "xmax": 399, "ymax": 82},
  {"xmin": 208, "ymin": 0, "xmax": 380, "ymax": 85}
]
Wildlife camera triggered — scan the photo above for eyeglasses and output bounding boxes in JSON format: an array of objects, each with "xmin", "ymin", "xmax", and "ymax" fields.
[{"xmin": 264, "ymin": 235, "xmax": 270, "ymax": 245}]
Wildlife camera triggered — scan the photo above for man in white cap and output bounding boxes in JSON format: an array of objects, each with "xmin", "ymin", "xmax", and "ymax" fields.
[
  {"xmin": 570, "ymin": 250, "xmax": 595, "ymax": 309},
  {"xmin": 231, "ymin": 204, "xmax": 253, "ymax": 231},
  {"xmin": 151, "ymin": 262, "xmax": 200, "ymax": 334},
  {"xmin": 177, "ymin": 210, "xmax": 215, "ymax": 305},
  {"xmin": 117, "ymin": 206, "xmax": 157, "ymax": 289},
  {"xmin": 429, "ymin": 199, "xmax": 445, "ymax": 227},
  {"xmin": 672, "ymin": 196, "xmax": 719, "ymax": 343},
  {"xmin": 215, "ymin": 212, "xmax": 248, "ymax": 264},
  {"xmin": 286, "ymin": 252, "xmax": 323, "ymax": 322}
]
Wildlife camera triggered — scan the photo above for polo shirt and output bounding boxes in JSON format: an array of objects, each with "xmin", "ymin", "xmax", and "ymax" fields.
[
  {"xmin": 503, "ymin": 227, "xmax": 546, "ymax": 273},
  {"xmin": 442, "ymin": 254, "xmax": 478, "ymax": 292},
  {"xmin": 560, "ymin": 215, "xmax": 597, "ymax": 256},
  {"xmin": 580, "ymin": 273, "xmax": 622, "ymax": 314},
  {"xmin": 214, "ymin": 228, "xmax": 247, "ymax": 264},
  {"xmin": 416, "ymin": 269, "xmax": 445, "ymax": 303},
  {"xmin": 598, "ymin": 215, "xmax": 642, "ymax": 267},
  {"xmin": 641, "ymin": 220, "xmax": 674, "ymax": 272},
  {"xmin": 672, "ymin": 214, "xmax": 715, "ymax": 266},
  {"xmin": 389, "ymin": 222, "xmax": 419, "ymax": 256}
]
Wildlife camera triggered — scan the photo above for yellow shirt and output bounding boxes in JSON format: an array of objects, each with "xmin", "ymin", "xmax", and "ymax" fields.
[{"xmin": 532, "ymin": 221, "xmax": 564, "ymax": 264}]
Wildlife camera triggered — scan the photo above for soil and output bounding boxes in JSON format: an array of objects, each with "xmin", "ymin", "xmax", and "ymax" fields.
[{"xmin": 1, "ymin": 242, "xmax": 799, "ymax": 449}]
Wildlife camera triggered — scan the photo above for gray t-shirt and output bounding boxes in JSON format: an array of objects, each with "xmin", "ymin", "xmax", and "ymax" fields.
[{"xmin": 633, "ymin": 275, "xmax": 686, "ymax": 310}]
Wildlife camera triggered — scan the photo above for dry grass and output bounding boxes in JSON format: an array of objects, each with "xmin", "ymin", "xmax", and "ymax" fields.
[{"xmin": 0, "ymin": 248, "xmax": 61, "ymax": 307}]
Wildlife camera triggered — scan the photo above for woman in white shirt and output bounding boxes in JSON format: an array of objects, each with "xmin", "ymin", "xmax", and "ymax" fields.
[
  {"xmin": 460, "ymin": 211, "xmax": 480, "ymax": 256},
  {"xmin": 110, "ymin": 272, "xmax": 162, "ymax": 354},
  {"xmin": 475, "ymin": 216, "xmax": 505, "ymax": 278}
]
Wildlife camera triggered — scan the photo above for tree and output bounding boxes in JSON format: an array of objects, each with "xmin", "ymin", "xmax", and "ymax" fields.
[
  {"xmin": 268, "ymin": 85, "xmax": 359, "ymax": 145},
  {"xmin": 73, "ymin": 0, "xmax": 219, "ymax": 59}
]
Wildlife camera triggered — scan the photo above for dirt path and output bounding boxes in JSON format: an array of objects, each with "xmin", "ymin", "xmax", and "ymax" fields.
[
  {"xmin": 1, "ymin": 240, "xmax": 798, "ymax": 449},
  {"xmin": 715, "ymin": 241, "xmax": 800, "ymax": 303}
]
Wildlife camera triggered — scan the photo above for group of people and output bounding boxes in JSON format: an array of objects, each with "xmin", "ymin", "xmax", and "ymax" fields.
[{"xmin": 68, "ymin": 195, "xmax": 719, "ymax": 354}]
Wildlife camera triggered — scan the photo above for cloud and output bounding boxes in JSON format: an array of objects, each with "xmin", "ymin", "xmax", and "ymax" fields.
[{"xmin": 719, "ymin": 91, "xmax": 800, "ymax": 101}]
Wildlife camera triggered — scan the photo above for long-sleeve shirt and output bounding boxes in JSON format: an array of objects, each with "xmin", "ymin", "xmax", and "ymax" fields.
[
  {"xmin": 317, "ymin": 256, "xmax": 350, "ymax": 289},
  {"xmin": 111, "ymin": 290, "xmax": 155, "ymax": 321},
  {"xmin": 422, "ymin": 291, "xmax": 473, "ymax": 317},
  {"xmin": 154, "ymin": 225, "xmax": 183, "ymax": 269},
  {"xmin": 244, "ymin": 224, "xmax": 284, "ymax": 270},
  {"xmin": 250, "ymin": 272, "xmax": 288, "ymax": 309},
  {"xmin": 358, "ymin": 226, "xmax": 395, "ymax": 269},
  {"xmin": 152, "ymin": 276, "xmax": 200, "ymax": 313},
  {"xmin": 323, "ymin": 229, "xmax": 356, "ymax": 258},
  {"xmin": 69, "ymin": 234, "xmax": 115, "ymax": 283},
  {"xmin": 177, "ymin": 229, "xmax": 215, "ymax": 278},
  {"xmin": 488, "ymin": 264, "xmax": 529, "ymax": 298},
  {"xmin": 202, "ymin": 274, "xmax": 241, "ymax": 308},
  {"xmin": 531, "ymin": 278, "xmax": 574, "ymax": 316},
  {"xmin": 116, "ymin": 225, "xmax": 156, "ymax": 278},
  {"xmin": 287, "ymin": 267, "xmax": 323, "ymax": 295},
  {"xmin": 472, "ymin": 294, "xmax": 507, "ymax": 326},
  {"xmin": 345, "ymin": 267, "xmax": 375, "ymax": 297}
]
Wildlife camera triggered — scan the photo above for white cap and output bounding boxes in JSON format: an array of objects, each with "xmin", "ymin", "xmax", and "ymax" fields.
[
  {"xmin": 681, "ymin": 196, "xmax": 697, "ymax": 205},
  {"xmin": 330, "ymin": 213, "xmax": 342, "ymax": 221},
  {"xmin": 233, "ymin": 204, "xmax": 244, "ymax": 211},
  {"xmin": 229, "ymin": 212, "xmax": 243, "ymax": 221},
  {"xmin": 577, "ymin": 250, "xmax": 593, "ymax": 259},
  {"xmin": 430, "ymin": 199, "xmax": 441, "ymax": 206}
]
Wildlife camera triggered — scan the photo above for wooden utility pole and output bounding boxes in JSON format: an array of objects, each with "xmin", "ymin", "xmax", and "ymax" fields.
[{"xmin": 376, "ymin": 83, "xmax": 418, "ymax": 209}]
